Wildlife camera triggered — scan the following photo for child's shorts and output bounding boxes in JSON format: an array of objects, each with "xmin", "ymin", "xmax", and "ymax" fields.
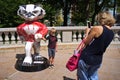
[{"xmin": 48, "ymin": 48, "xmax": 55, "ymax": 58}]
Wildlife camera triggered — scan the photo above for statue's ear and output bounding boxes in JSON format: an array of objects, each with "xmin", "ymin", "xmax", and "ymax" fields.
[
  {"xmin": 41, "ymin": 9, "xmax": 46, "ymax": 15},
  {"xmin": 19, "ymin": 5, "xmax": 26, "ymax": 9},
  {"xmin": 17, "ymin": 5, "xmax": 26, "ymax": 18},
  {"xmin": 17, "ymin": 6, "xmax": 21, "ymax": 16}
]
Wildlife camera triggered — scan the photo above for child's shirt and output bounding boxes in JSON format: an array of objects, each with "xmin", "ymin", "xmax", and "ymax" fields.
[{"xmin": 46, "ymin": 35, "xmax": 57, "ymax": 49}]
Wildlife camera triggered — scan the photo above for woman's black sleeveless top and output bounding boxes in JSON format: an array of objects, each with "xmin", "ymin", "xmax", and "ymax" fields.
[{"xmin": 81, "ymin": 26, "xmax": 114, "ymax": 65}]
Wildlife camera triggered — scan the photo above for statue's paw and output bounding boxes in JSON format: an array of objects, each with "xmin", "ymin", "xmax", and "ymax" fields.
[
  {"xmin": 35, "ymin": 33, "xmax": 42, "ymax": 42},
  {"xmin": 22, "ymin": 57, "xmax": 32, "ymax": 66}
]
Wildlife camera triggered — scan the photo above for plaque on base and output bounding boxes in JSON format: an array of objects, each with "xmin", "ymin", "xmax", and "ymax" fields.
[{"xmin": 15, "ymin": 54, "xmax": 49, "ymax": 72}]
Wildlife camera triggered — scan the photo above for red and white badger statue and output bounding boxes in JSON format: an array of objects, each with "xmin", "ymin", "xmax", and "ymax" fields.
[{"xmin": 17, "ymin": 4, "xmax": 48, "ymax": 66}]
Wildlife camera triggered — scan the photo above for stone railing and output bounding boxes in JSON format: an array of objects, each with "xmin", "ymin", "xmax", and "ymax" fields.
[{"xmin": 0, "ymin": 26, "xmax": 120, "ymax": 47}]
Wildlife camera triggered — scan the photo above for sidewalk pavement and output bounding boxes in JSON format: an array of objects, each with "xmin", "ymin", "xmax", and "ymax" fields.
[{"xmin": 0, "ymin": 43, "xmax": 120, "ymax": 80}]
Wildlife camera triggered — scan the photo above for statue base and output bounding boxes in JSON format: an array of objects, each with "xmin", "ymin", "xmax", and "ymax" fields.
[{"xmin": 15, "ymin": 54, "xmax": 49, "ymax": 72}]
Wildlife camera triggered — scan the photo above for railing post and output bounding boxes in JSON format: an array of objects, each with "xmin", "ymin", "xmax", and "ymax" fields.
[
  {"xmin": 4, "ymin": 32, "xmax": 9, "ymax": 44},
  {"xmin": 57, "ymin": 31, "xmax": 61, "ymax": 42},
  {"xmin": 78, "ymin": 31, "xmax": 82, "ymax": 42},
  {"xmin": 112, "ymin": 28, "xmax": 120, "ymax": 41},
  {"xmin": 0, "ymin": 33, "xmax": 2, "ymax": 45},
  {"xmin": 114, "ymin": 31, "xmax": 120, "ymax": 41},
  {"xmin": 11, "ymin": 32, "xmax": 16, "ymax": 44},
  {"xmin": 72, "ymin": 31, "xmax": 77, "ymax": 42}
]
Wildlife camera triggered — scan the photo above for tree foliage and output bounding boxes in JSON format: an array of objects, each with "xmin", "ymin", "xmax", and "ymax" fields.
[
  {"xmin": 72, "ymin": 0, "xmax": 117, "ymax": 26},
  {"xmin": 0, "ymin": 0, "xmax": 30, "ymax": 27},
  {"xmin": 0, "ymin": 0, "xmax": 63, "ymax": 27},
  {"xmin": 0, "ymin": 0, "xmax": 119, "ymax": 27}
]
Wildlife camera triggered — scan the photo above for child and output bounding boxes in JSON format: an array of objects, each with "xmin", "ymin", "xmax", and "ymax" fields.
[{"xmin": 45, "ymin": 28, "xmax": 58, "ymax": 67}]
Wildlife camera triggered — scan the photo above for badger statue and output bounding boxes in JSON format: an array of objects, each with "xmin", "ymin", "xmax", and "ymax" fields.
[{"xmin": 17, "ymin": 4, "xmax": 48, "ymax": 66}]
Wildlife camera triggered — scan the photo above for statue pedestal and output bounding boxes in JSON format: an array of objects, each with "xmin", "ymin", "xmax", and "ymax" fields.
[{"xmin": 15, "ymin": 54, "xmax": 49, "ymax": 72}]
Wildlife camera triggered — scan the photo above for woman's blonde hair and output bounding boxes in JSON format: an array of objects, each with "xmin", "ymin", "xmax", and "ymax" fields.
[{"xmin": 95, "ymin": 11, "xmax": 116, "ymax": 26}]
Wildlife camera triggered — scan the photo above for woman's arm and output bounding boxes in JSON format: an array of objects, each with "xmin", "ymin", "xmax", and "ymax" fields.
[
  {"xmin": 80, "ymin": 27, "xmax": 100, "ymax": 50},
  {"xmin": 84, "ymin": 26, "xmax": 102, "ymax": 45}
]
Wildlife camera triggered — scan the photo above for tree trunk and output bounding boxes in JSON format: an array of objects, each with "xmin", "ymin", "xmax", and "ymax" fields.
[{"xmin": 63, "ymin": 0, "xmax": 68, "ymax": 26}]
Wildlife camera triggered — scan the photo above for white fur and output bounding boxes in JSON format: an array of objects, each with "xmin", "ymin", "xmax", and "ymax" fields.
[
  {"xmin": 17, "ymin": 4, "xmax": 45, "ymax": 21},
  {"xmin": 23, "ymin": 42, "xmax": 33, "ymax": 64},
  {"xmin": 35, "ymin": 33, "xmax": 42, "ymax": 42},
  {"xmin": 23, "ymin": 25, "xmax": 39, "ymax": 35}
]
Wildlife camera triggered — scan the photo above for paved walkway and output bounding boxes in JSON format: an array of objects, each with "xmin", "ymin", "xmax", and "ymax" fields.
[{"xmin": 0, "ymin": 43, "xmax": 120, "ymax": 80}]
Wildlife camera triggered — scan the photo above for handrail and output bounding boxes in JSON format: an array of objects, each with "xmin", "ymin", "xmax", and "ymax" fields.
[{"xmin": 0, "ymin": 26, "xmax": 120, "ymax": 46}]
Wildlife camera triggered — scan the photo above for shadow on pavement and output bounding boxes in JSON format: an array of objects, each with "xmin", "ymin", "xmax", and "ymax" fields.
[{"xmin": 63, "ymin": 76, "xmax": 76, "ymax": 80}]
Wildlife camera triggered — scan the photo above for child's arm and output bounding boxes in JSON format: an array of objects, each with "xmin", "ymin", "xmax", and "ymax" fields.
[
  {"xmin": 42, "ymin": 37, "xmax": 46, "ymax": 41},
  {"xmin": 55, "ymin": 42, "xmax": 58, "ymax": 52}
]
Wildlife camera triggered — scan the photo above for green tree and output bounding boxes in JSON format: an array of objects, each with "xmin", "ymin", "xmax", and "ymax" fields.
[
  {"xmin": 0, "ymin": 0, "xmax": 30, "ymax": 28},
  {"xmin": 0, "ymin": 0, "xmax": 119, "ymax": 27},
  {"xmin": 72, "ymin": 0, "xmax": 116, "ymax": 26},
  {"xmin": 42, "ymin": 0, "xmax": 64, "ymax": 26},
  {"xmin": 0, "ymin": 0, "xmax": 63, "ymax": 27}
]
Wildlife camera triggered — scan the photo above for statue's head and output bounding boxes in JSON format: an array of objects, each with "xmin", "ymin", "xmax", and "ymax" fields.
[{"xmin": 17, "ymin": 4, "xmax": 45, "ymax": 21}]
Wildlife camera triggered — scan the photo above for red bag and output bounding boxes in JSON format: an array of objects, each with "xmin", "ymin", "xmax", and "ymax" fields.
[{"xmin": 66, "ymin": 40, "xmax": 84, "ymax": 71}]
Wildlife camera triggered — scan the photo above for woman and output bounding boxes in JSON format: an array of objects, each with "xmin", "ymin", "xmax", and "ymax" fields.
[{"xmin": 77, "ymin": 11, "xmax": 116, "ymax": 80}]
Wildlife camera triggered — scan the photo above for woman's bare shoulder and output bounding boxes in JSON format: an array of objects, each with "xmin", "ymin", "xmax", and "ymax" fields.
[{"xmin": 91, "ymin": 26, "xmax": 103, "ymax": 37}]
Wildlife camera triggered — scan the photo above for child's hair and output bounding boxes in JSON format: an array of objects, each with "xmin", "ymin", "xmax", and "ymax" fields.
[
  {"xmin": 95, "ymin": 11, "xmax": 116, "ymax": 26},
  {"xmin": 50, "ymin": 28, "xmax": 56, "ymax": 33}
]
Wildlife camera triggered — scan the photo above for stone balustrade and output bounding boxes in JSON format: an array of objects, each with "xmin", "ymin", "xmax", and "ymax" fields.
[{"xmin": 0, "ymin": 26, "xmax": 120, "ymax": 47}]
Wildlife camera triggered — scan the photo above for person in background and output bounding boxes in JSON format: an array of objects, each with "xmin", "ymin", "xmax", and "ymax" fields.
[
  {"xmin": 77, "ymin": 11, "xmax": 116, "ymax": 80},
  {"xmin": 45, "ymin": 28, "xmax": 58, "ymax": 67}
]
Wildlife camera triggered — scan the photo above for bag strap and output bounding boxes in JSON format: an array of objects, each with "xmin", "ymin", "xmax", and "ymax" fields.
[
  {"xmin": 76, "ymin": 39, "xmax": 85, "ymax": 50},
  {"xmin": 76, "ymin": 22, "xmax": 91, "ymax": 51}
]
